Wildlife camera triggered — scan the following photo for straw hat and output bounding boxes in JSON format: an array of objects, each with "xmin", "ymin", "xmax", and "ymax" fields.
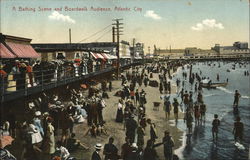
[
  {"xmin": 43, "ymin": 112, "xmax": 49, "ymax": 117},
  {"xmin": 68, "ymin": 101, "xmax": 74, "ymax": 107},
  {"xmin": 35, "ymin": 111, "xmax": 41, "ymax": 116},
  {"xmin": 94, "ymin": 143, "xmax": 102, "ymax": 150}
]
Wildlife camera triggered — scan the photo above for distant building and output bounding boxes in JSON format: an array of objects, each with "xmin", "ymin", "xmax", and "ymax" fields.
[
  {"xmin": 212, "ymin": 42, "xmax": 250, "ymax": 57},
  {"xmin": 32, "ymin": 42, "xmax": 117, "ymax": 61},
  {"xmin": 184, "ymin": 47, "xmax": 218, "ymax": 57},
  {"xmin": 130, "ymin": 42, "xmax": 144, "ymax": 60},
  {"xmin": 119, "ymin": 40, "xmax": 131, "ymax": 58},
  {"xmin": 154, "ymin": 45, "xmax": 184, "ymax": 58},
  {"xmin": 135, "ymin": 43, "xmax": 144, "ymax": 58},
  {"xmin": 233, "ymin": 42, "xmax": 248, "ymax": 49}
]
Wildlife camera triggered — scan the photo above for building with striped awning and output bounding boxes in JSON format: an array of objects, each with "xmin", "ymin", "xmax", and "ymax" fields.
[{"xmin": 0, "ymin": 33, "xmax": 40, "ymax": 59}]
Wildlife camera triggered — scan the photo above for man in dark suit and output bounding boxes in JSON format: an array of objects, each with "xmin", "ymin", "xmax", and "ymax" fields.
[{"xmin": 92, "ymin": 143, "xmax": 102, "ymax": 160}]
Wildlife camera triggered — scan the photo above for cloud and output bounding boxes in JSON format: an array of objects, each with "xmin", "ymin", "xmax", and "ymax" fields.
[
  {"xmin": 48, "ymin": 11, "xmax": 75, "ymax": 24},
  {"xmin": 144, "ymin": 10, "xmax": 162, "ymax": 20},
  {"xmin": 191, "ymin": 19, "xmax": 224, "ymax": 31}
]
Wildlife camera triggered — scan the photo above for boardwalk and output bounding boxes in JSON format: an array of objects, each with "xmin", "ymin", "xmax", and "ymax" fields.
[{"xmin": 0, "ymin": 63, "xmax": 140, "ymax": 104}]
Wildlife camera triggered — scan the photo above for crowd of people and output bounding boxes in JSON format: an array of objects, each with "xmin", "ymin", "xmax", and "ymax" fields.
[
  {"xmin": 0, "ymin": 58, "xmax": 121, "ymax": 94},
  {"xmin": 0, "ymin": 77, "xmax": 114, "ymax": 160},
  {"xmin": 0, "ymin": 60, "xmax": 248, "ymax": 160},
  {"xmin": 88, "ymin": 61, "xmax": 186, "ymax": 160}
]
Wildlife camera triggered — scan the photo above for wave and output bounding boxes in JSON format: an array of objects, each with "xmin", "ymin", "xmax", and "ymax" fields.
[
  {"xmin": 204, "ymin": 94, "xmax": 218, "ymax": 97},
  {"xmin": 217, "ymin": 87, "xmax": 234, "ymax": 94},
  {"xmin": 242, "ymin": 95, "xmax": 250, "ymax": 99},
  {"xmin": 217, "ymin": 87, "xmax": 250, "ymax": 99}
]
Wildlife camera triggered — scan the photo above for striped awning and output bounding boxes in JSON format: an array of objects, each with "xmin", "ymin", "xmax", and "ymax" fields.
[
  {"xmin": 101, "ymin": 53, "xmax": 109, "ymax": 59},
  {"xmin": 6, "ymin": 42, "xmax": 40, "ymax": 58},
  {"xmin": 0, "ymin": 43, "xmax": 16, "ymax": 58},
  {"xmin": 91, "ymin": 52, "xmax": 105, "ymax": 60},
  {"xmin": 90, "ymin": 52, "xmax": 98, "ymax": 59}
]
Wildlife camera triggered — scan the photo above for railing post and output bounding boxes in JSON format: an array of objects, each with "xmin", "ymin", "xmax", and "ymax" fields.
[
  {"xmin": 25, "ymin": 74, "xmax": 28, "ymax": 96},
  {"xmin": 1, "ymin": 77, "xmax": 4, "ymax": 96},
  {"xmin": 1, "ymin": 77, "xmax": 4, "ymax": 104},
  {"xmin": 42, "ymin": 71, "xmax": 44, "ymax": 91},
  {"xmin": 64, "ymin": 68, "xmax": 66, "ymax": 84},
  {"xmin": 55, "ymin": 69, "xmax": 57, "ymax": 87}
]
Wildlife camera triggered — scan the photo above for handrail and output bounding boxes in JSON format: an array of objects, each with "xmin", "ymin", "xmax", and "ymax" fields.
[{"xmin": 0, "ymin": 62, "xmax": 137, "ymax": 97}]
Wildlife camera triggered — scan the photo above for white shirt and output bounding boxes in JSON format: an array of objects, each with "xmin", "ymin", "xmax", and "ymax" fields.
[
  {"xmin": 118, "ymin": 102, "xmax": 123, "ymax": 109},
  {"xmin": 57, "ymin": 146, "xmax": 70, "ymax": 160}
]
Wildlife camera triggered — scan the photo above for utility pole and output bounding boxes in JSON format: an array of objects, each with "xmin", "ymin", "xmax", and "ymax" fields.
[
  {"xmin": 112, "ymin": 19, "xmax": 123, "ymax": 79},
  {"xmin": 132, "ymin": 38, "xmax": 135, "ymax": 63},
  {"xmin": 112, "ymin": 27, "xmax": 116, "ymax": 42},
  {"xmin": 69, "ymin": 28, "xmax": 72, "ymax": 44}
]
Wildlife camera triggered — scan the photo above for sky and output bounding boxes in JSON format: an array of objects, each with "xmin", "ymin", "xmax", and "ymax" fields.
[{"xmin": 0, "ymin": 0, "xmax": 249, "ymax": 52}]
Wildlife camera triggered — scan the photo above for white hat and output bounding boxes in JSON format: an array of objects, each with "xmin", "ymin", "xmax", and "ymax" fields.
[
  {"xmin": 131, "ymin": 143, "xmax": 138, "ymax": 148},
  {"xmin": 95, "ymin": 143, "xmax": 102, "ymax": 150},
  {"xmin": 43, "ymin": 112, "xmax": 49, "ymax": 116},
  {"xmin": 56, "ymin": 101, "xmax": 61, "ymax": 105},
  {"xmin": 35, "ymin": 111, "xmax": 41, "ymax": 116}
]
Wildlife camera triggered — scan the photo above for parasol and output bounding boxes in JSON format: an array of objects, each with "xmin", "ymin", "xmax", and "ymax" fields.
[
  {"xmin": 0, "ymin": 135, "xmax": 14, "ymax": 148},
  {"xmin": 80, "ymin": 84, "xmax": 88, "ymax": 89}
]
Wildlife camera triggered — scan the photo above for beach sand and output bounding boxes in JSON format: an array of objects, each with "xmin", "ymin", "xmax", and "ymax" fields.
[{"xmin": 72, "ymin": 67, "xmax": 184, "ymax": 160}]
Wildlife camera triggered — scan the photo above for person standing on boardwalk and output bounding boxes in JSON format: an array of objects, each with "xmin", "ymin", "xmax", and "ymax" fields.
[
  {"xmin": 26, "ymin": 61, "xmax": 34, "ymax": 87},
  {"xmin": 162, "ymin": 131, "xmax": 175, "ymax": 160},
  {"xmin": 233, "ymin": 116, "xmax": 244, "ymax": 143},
  {"xmin": 212, "ymin": 114, "xmax": 220, "ymax": 142}
]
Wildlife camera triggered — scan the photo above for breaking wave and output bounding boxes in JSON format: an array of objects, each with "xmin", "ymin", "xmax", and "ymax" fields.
[{"xmin": 217, "ymin": 87, "xmax": 250, "ymax": 99}]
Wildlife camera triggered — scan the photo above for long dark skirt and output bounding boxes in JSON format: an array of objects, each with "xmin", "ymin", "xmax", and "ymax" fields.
[{"xmin": 116, "ymin": 108, "xmax": 123, "ymax": 123}]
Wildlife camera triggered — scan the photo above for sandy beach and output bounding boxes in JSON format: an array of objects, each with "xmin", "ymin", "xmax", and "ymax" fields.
[{"xmin": 71, "ymin": 66, "xmax": 184, "ymax": 160}]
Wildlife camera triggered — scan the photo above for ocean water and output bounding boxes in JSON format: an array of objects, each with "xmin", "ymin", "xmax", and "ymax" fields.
[{"xmin": 171, "ymin": 61, "xmax": 250, "ymax": 160}]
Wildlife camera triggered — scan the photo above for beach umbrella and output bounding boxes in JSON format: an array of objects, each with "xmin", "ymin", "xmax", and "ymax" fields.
[
  {"xmin": 80, "ymin": 84, "xmax": 88, "ymax": 89},
  {"xmin": 0, "ymin": 135, "xmax": 14, "ymax": 148},
  {"xmin": 74, "ymin": 58, "xmax": 81, "ymax": 62}
]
